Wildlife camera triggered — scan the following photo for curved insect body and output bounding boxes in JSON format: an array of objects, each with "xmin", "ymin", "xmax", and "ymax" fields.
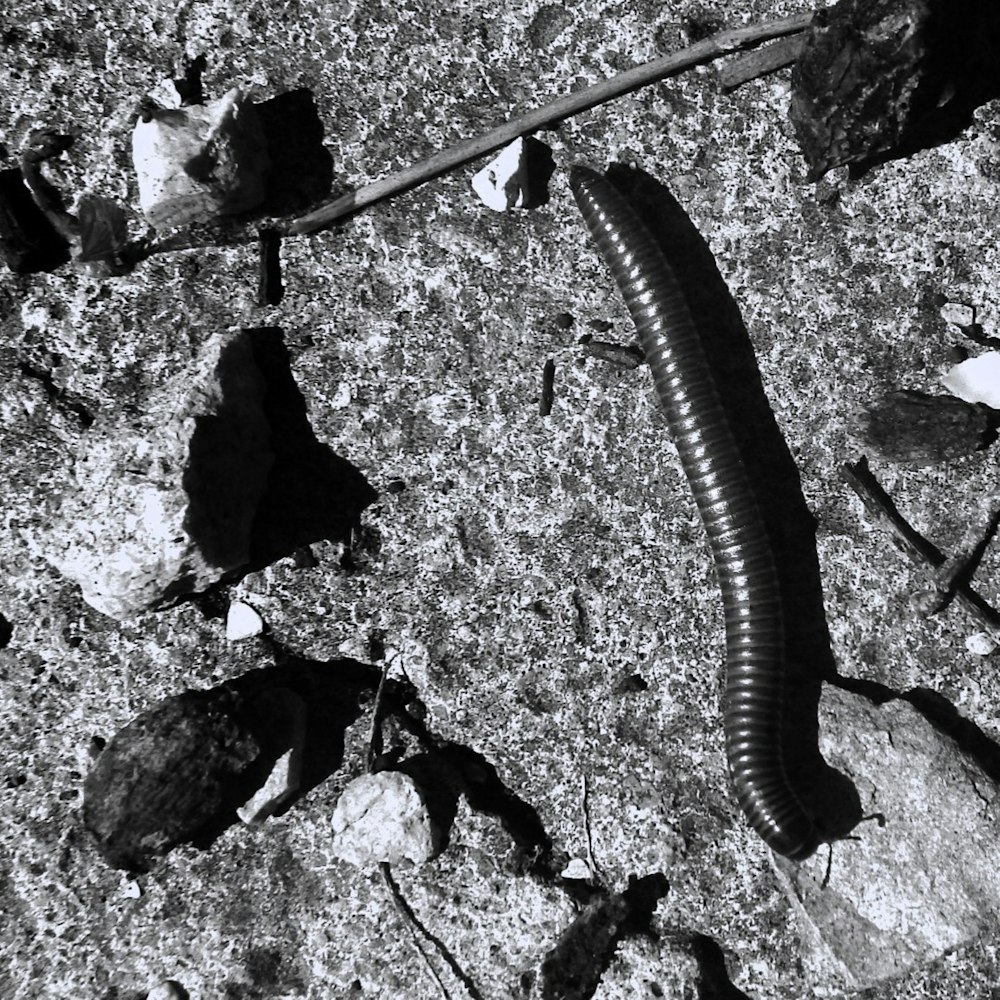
[{"xmin": 570, "ymin": 165, "xmax": 817, "ymax": 859}]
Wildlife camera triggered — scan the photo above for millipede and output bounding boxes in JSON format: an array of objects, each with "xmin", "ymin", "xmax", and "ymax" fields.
[{"xmin": 570, "ymin": 165, "xmax": 819, "ymax": 859}]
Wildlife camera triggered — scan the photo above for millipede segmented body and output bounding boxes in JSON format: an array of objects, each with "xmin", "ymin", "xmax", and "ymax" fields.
[{"xmin": 570, "ymin": 166, "xmax": 818, "ymax": 859}]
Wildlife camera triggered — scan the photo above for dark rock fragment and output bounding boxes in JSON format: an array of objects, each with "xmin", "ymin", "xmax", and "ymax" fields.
[
  {"xmin": 82, "ymin": 688, "xmax": 263, "ymax": 871},
  {"xmin": 789, "ymin": 0, "xmax": 1000, "ymax": 178},
  {"xmin": 853, "ymin": 389, "xmax": 994, "ymax": 464}
]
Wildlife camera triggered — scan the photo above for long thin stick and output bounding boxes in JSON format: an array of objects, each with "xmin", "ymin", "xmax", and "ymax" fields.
[
  {"xmin": 840, "ymin": 457, "xmax": 1000, "ymax": 635},
  {"xmin": 288, "ymin": 11, "xmax": 814, "ymax": 234}
]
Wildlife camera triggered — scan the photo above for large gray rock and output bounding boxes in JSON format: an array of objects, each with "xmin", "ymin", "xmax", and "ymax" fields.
[
  {"xmin": 774, "ymin": 684, "xmax": 1000, "ymax": 991},
  {"xmin": 44, "ymin": 330, "xmax": 273, "ymax": 618}
]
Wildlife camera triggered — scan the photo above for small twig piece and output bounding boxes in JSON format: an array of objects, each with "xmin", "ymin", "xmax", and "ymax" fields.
[
  {"xmin": 288, "ymin": 12, "xmax": 813, "ymax": 233},
  {"xmin": 581, "ymin": 774, "xmax": 603, "ymax": 881},
  {"xmin": 540, "ymin": 358, "xmax": 556, "ymax": 417},
  {"xmin": 379, "ymin": 862, "xmax": 485, "ymax": 1000},
  {"xmin": 717, "ymin": 32, "xmax": 807, "ymax": 91},
  {"xmin": 581, "ymin": 338, "xmax": 645, "ymax": 370},
  {"xmin": 913, "ymin": 506, "xmax": 1000, "ymax": 614},
  {"xmin": 840, "ymin": 457, "xmax": 1000, "ymax": 634},
  {"xmin": 367, "ymin": 661, "xmax": 391, "ymax": 773}
]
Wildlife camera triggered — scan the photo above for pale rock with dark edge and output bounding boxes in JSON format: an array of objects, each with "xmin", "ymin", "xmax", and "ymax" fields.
[
  {"xmin": 330, "ymin": 770, "xmax": 445, "ymax": 866},
  {"xmin": 772, "ymin": 684, "xmax": 1000, "ymax": 990},
  {"xmin": 42, "ymin": 330, "xmax": 273, "ymax": 618},
  {"xmin": 236, "ymin": 687, "xmax": 307, "ymax": 824},
  {"xmin": 133, "ymin": 87, "xmax": 270, "ymax": 230},
  {"xmin": 146, "ymin": 980, "xmax": 189, "ymax": 1000}
]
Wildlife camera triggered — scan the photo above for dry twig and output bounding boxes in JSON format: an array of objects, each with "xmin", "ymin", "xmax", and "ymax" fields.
[
  {"xmin": 288, "ymin": 12, "xmax": 814, "ymax": 233},
  {"xmin": 717, "ymin": 32, "xmax": 807, "ymax": 91},
  {"xmin": 840, "ymin": 457, "xmax": 1000, "ymax": 634}
]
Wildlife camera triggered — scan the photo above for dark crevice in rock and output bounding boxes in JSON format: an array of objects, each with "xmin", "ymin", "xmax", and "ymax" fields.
[{"xmin": 16, "ymin": 359, "xmax": 95, "ymax": 426}]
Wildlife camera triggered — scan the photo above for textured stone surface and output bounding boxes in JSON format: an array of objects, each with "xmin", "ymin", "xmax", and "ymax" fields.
[
  {"xmin": 42, "ymin": 329, "xmax": 272, "ymax": 618},
  {"xmin": 774, "ymin": 684, "xmax": 1000, "ymax": 990},
  {"xmin": 331, "ymin": 770, "xmax": 445, "ymax": 867},
  {"xmin": 4, "ymin": 1, "xmax": 1000, "ymax": 998}
]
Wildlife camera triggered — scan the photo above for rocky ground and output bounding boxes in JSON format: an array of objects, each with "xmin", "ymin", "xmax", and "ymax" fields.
[{"xmin": 3, "ymin": 1, "xmax": 1000, "ymax": 998}]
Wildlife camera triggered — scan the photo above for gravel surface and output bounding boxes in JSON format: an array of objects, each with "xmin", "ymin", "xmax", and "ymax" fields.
[{"xmin": 2, "ymin": 1, "xmax": 1000, "ymax": 998}]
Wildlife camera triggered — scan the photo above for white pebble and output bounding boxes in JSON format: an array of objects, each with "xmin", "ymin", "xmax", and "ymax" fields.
[
  {"xmin": 472, "ymin": 138, "xmax": 531, "ymax": 212},
  {"xmin": 941, "ymin": 352, "xmax": 1000, "ymax": 408},
  {"xmin": 331, "ymin": 771, "xmax": 443, "ymax": 866},
  {"xmin": 226, "ymin": 600, "xmax": 264, "ymax": 641},
  {"xmin": 965, "ymin": 632, "xmax": 998, "ymax": 656},
  {"xmin": 122, "ymin": 878, "xmax": 142, "ymax": 899},
  {"xmin": 237, "ymin": 688, "xmax": 306, "ymax": 823},
  {"xmin": 146, "ymin": 982, "xmax": 187, "ymax": 1000},
  {"xmin": 939, "ymin": 301, "xmax": 975, "ymax": 328},
  {"xmin": 560, "ymin": 857, "xmax": 593, "ymax": 879}
]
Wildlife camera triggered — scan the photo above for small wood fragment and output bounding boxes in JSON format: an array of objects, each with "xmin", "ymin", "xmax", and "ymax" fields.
[
  {"xmin": 718, "ymin": 33, "xmax": 807, "ymax": 91},
  {"xmin": 840, "ymin": 457, "xmax": 1000, "ymax": 635},
  {"xmin": 853, "ymin": 389, "xmax": 994, "ymax": 465},
  {"xmin": 581, "ymin": 339, "xmax": 645, "ymax": 370},
  {"xmin": 540, "ymin": 358, "xmax": 556, "ymax": 416}
]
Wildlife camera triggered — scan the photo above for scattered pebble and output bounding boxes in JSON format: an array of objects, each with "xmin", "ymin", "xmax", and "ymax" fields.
[
  {"xmin": 331, "ymin": 770, "xmax": 445, "ymax": 867},
  {"xmin": 965, "ymin": 632, "xmax": 997, "ymax": 656},
  {"xmin": 236, "ymin": 688, "xmax": 307, "ymax": 824},
  {"xmin": 559, "ymin": 857, "xmax": 593, "ymax": 880},
  {"xmin": 939, "ymin": 300, "xmax": 976, "ymax": 328},
  {"xmin": 122, "ymin": 878, "xmax": 142, "ymax": 899},
  {"xmin": 133, "ymin": 86, "xmax": 270, "ymax": 229},
  {"xmin": 146, "ymin": 981, "xmax": 189, "ymax": 1000},
  {"xmin": 471, "ymin": 138, "xmax": 533, "ymax": 211},
  {"xmin": 941, "ymin": 352, "xmax": 1000, "ymax": 408},
  {"xmin": 226, "ymin": 600, "xmax": 264, "ymax": 641}
]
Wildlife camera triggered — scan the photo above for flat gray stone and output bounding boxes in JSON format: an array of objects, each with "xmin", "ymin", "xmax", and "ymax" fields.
[{"xmin": 774, "ymin": 684, "xmax": 1000, "ymax": 991}]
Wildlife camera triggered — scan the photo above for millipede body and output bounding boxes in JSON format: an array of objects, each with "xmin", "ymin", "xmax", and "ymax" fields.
[{"xmin": 570, "ymin": 165, "xmax": 818, "ymax": 859}]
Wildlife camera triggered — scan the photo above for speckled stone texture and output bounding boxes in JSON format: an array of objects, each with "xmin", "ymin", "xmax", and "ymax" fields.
[{"xmin": 3, "ymin": 1, "xmax": 1000, "ymax": 999}]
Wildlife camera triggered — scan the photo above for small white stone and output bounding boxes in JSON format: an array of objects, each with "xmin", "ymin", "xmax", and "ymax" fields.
[
  {"xmin": 237, "ymin": 688, "xmax": 306, "ymax": 823},
  {"xmin": 145, "ymin": 78, "xmax": 185, "ymax": 110},
  {"xmin": 965, "ymin": 632, "xmax": 998, "ymax": 656},
  {"xmin": 146, "ymin": 982, "xmax": 187, "ymax": 1000},
  {"xmin": 939, "ymin": 301, "xmax": 975, "ymax": 328},
  {"xmin": 941, "ymin": 352, "xmax": 1000, "ymax": 408},
  {"xmin": 122, "ymin": 878, "xmax": 142, "ymax": 899},
  {"xmin": 226, "ymin": 600, "xmax": 263, "ymax": 641},
  {"xmin": 472, "ymin": 138, "xmax": 531, "ymax": 212},
  {"xmin": 559, "ymin": 857, "xmax": 593, "ymax": 880},
  {"xmin": 331, "ymin": 771, "xmax": 443, "ymax": 866},
  {"xmin": 238, "ymin": 749, "xmax": 297, "ymax": 824}
]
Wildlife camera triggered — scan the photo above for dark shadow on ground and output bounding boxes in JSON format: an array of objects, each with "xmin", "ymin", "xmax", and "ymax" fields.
[
  {"xmin": 243, "ymin": 326, "xmax": 377, "ymax": 570},
  {"xmin": 0, "ymin": 166, "xmax": 71, "ymax": 273},
  {"xmin": 592, "ymin": 165, "xmax": 861, "ymax": 848},
  {"xmin": 533, "ymin": 873, "xmax": 670, "ymax": 1000},
  {"xmin": 689, "ymin": 934, "xmax": 752, "ymax": 1000},
  {"xmin": 254, "ymin": 90, "xmax": 335, "ymax": 216}
]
